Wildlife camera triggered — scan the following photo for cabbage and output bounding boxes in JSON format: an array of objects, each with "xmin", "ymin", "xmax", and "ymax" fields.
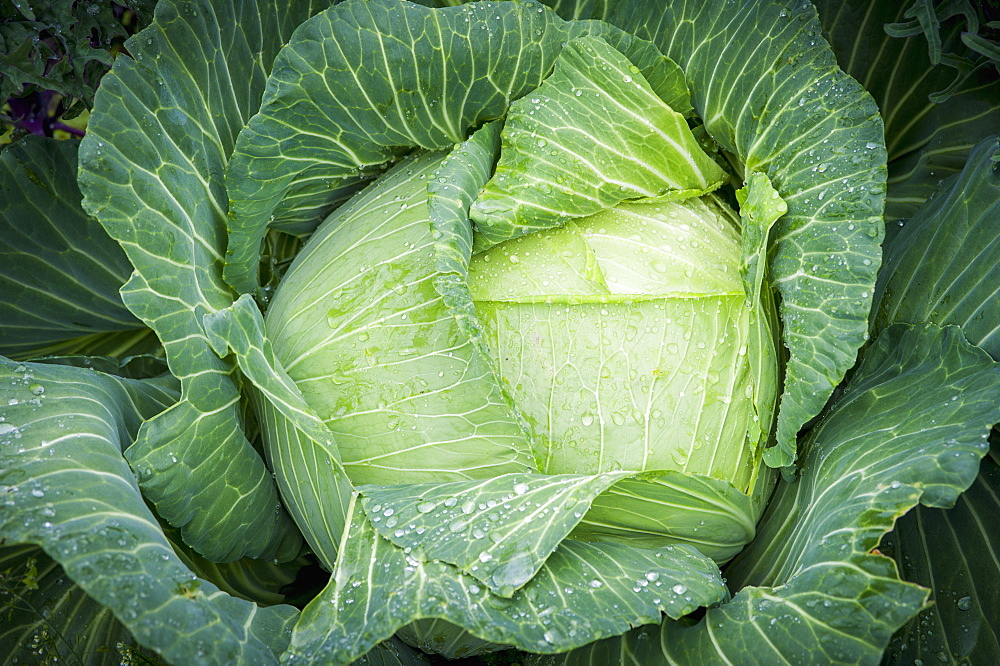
[{"xmin": 2, "ymin": 0, "xmax": 999, "ymax": 664}]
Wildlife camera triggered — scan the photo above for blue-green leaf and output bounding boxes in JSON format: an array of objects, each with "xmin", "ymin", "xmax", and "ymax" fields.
[
  {"xmin": 881, "ymin": 442, "xmax": 1000, "ymax": 665},
  {"xmin": 873, "ymin": 135, "xmax": 1000, "ymax": 358},
  {"xmin": 0, "ymin": 357, "xmax": 297, "ymax": 664},
  {"xmin": 0, "ymin": 545, "xmax": 156, "ymax": 665},
  {"xmin": 868, "ymin": 134, "xmax": 1000, "ymax": 666},
  {"xmin": 76, "ymin": 0, "xmax": 326, "ymax": 561},
  {"xmin": 814, "ymin": 0, "xmax": 1000, "ymax": 224},
  {"xmin": 201, "ymin": 294, "xmax": 354, "ymax": 569},
  {"xmin": 0, "ymin": 137, "xmax": 142, "ymax": 359}
]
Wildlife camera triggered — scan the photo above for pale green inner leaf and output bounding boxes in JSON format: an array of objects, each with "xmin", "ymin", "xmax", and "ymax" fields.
[
  {"xmin": 266, "ymin": 152, "xmax": 535, "ymax": 486},
  {"xmin": 358, "ymin": 471, "xmax": 630, "ymax": 596},
  {"xmin": 470, "ymin": 35, "xmax": 726, "ymax": 244}
]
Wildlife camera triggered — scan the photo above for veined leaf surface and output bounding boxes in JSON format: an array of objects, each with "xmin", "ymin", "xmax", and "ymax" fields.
[
  {"xmin": 0, "ymin": 357, "xmax": 297, "ymax": 664},
  {"xmin": 0, "ymin": 137, "xmax": 142, "ymax": 359},
  {"xmin": 286, "ymin": 495, "xmax": 726, "ymax": 664},
  {"xmin": 75, "ymin": 0, "xmax": 329, "ymax": 561},
  {"xmin": 602, "ymin": 0, "xmax": 886, "ymax": 465}
]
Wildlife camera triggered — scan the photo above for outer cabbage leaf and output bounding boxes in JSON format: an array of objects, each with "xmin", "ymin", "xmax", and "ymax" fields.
[
  {"xmin": 469, "ymin": 35, "xmax": 725, "ymax": 242},
  {"xmin": 871, "ymin": 135, "xmax": 1000, "ymax": 665},
  {"xmin": 0, "ymin": 357, "xmax": 298, "ymax": 664},
  {"xmin": 224, "ymin": 0, "xmax": 693, "ymax": 294},
  {"xmin": 881, "ymin": 441, "xmax": 1000, "ymax": 665},
  {"xmin": 358, "ymin": 472, "xmax": 631, "ymax": 596},
  {"xmin": 202, "ymin": 294, "xmax": 354, "ymax": 569},
  {"xmin": 601, "ymin": 0, "xmax": 887, "ymax": 466},
  {"xmin": 285, "ymin": 495, "xmax": 726, "ymax": 664},
  {"xmin": 0, "ymin": 545, "xmax": 157, "ymax": 665},
  {"xmin": 0, "ymin": 539, "xmax": 303, "ymax": 663},
  {"xmin": 872, "ymin": 135, "xmax": 1000, "ymax": 358},
  {"xmin": 531, "ymin": 323, "xmax": 1000, "ymax": 665},
  {"xmin": 76, "ymin": 0, "xmax": 329, "ymax": 561},
  {"xmin": 814, "ymin": 0, "xmax": 1000, "ymax": 226},
  {"xmin": 0, "ymin": 137, "xmax": 143, "ymax": 359},
  {"xmin": 161, "ymin": 526, "xmax": 304, "ymax": 608}
]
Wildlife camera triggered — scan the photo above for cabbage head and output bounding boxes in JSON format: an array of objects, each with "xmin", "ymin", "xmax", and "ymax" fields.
[{"xmin": 265, "ymin": 34, "xmax": 782, "ymax": 573}]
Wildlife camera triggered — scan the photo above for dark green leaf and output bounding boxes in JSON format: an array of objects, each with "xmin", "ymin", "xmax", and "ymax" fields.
[
  {"xmin": 0, "ymin": 137, "xmax": 142, "ymax": 359},
  {"xmin": 872, "ymin": 135, "xmax": 1000, "ymax": 358},
  {"xmin": 881, "ymin": 442, "xmax": 1000, "ymax": 665},
  {"xmin": 76, "ymin": 0, "xmax": 329, "ymax": 561},
  {"xmin": 815, "ymin": 0, "xmax": 1000, "ymax": 223},
  {"xmin": 0, "ymin": 544, "xmax": 161, "ymax": 666},
  {"xmin": 0, "ymin": 357, "xmax": 297, "ymax": 664},
  {"xmin": 0, "ymin": 0, "xmax": 156, "ymax": 107},
  {"xmin": 869, "ymin": 134, "xmax": 1000, "ymax": 666}
]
